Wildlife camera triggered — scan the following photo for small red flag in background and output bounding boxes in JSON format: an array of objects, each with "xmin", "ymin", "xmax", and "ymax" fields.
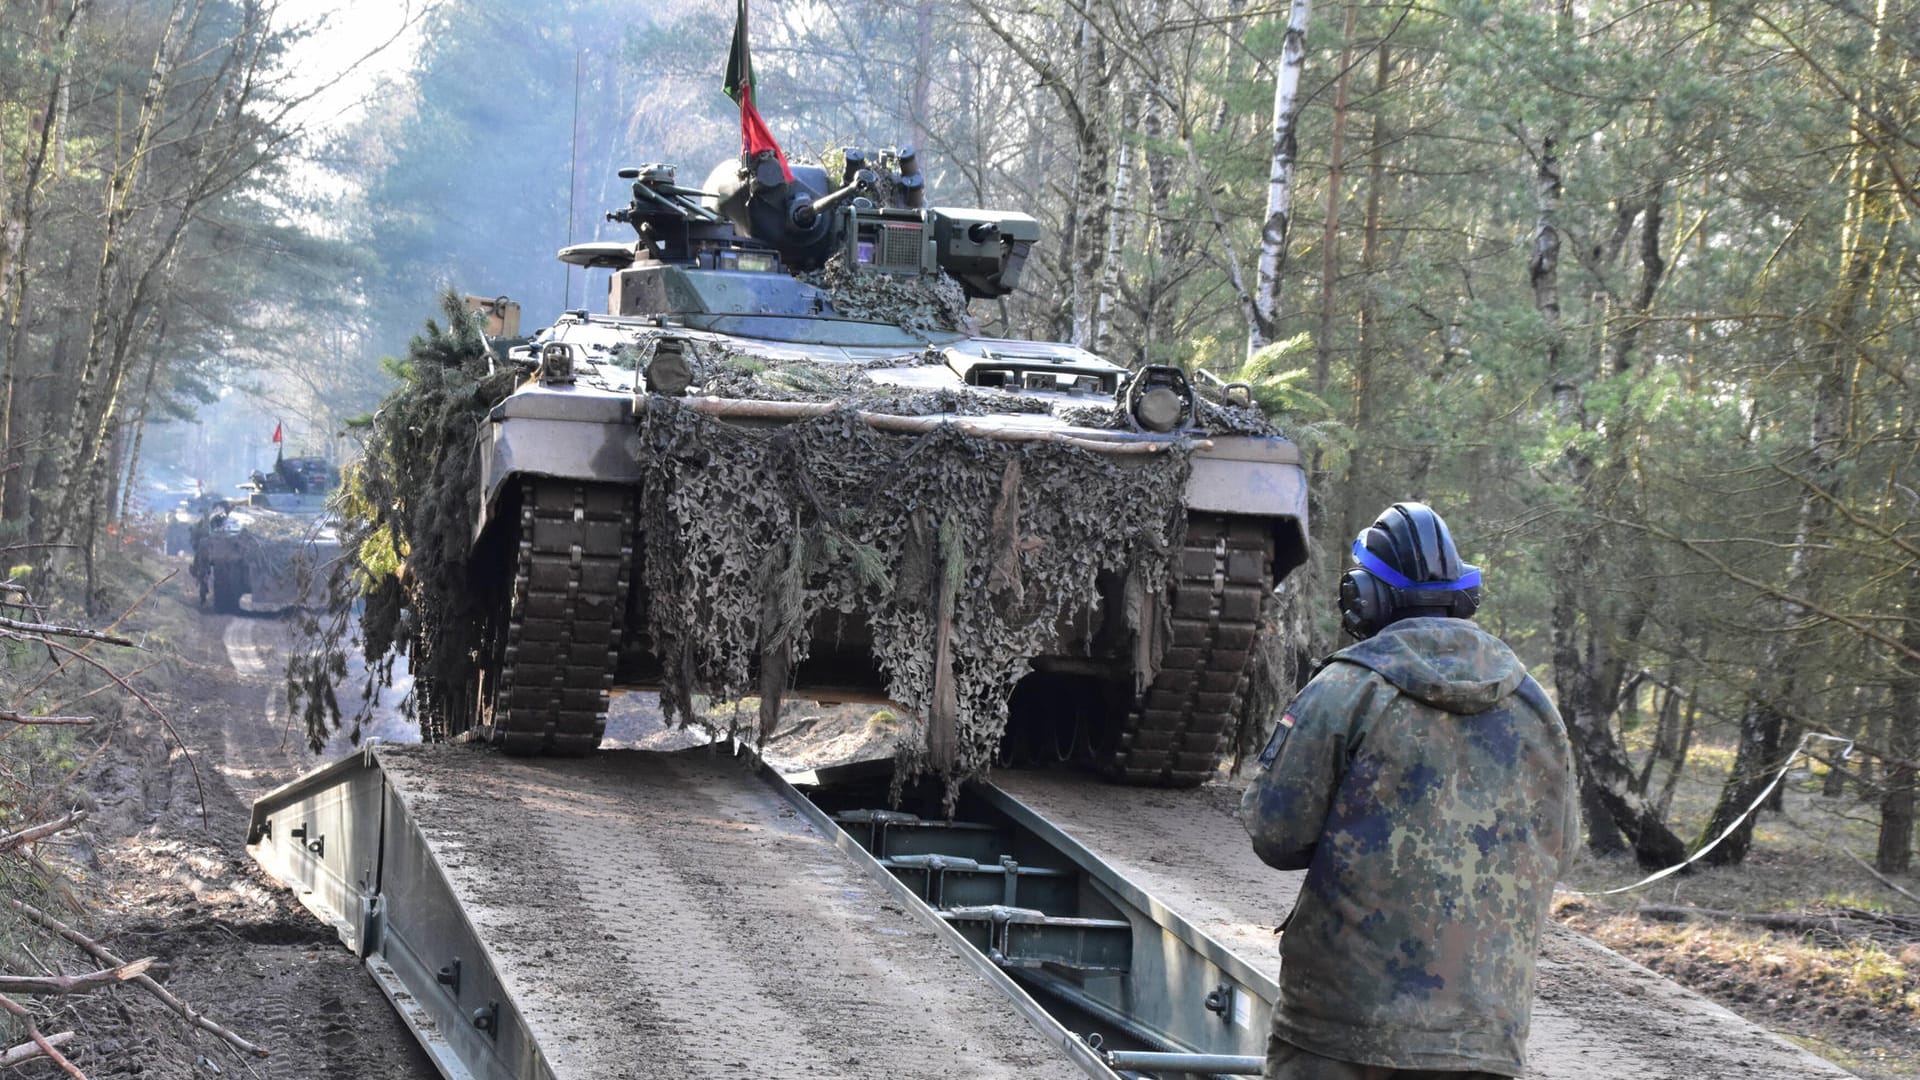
[{"xmin": 271, "ymin": 422, "xmax": 283, "ymax": 444}]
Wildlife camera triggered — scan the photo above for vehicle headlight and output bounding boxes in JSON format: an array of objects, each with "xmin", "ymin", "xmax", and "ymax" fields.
[
  {"xmin": 1125, "ymin": 365, "xmax": 1194, "ymax": 434},
  {"xmin": 1135, "ymin": 387, "xmax": 1184, "ymax": 432}
]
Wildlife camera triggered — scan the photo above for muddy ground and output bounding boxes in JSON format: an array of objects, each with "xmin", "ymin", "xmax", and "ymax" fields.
[
  {"xmin": 20, "ymin": 581, "xmax": 1882, "ymax": 1078},
  {"xmin": 32, "ymin": 601, "xmax": 432, "ymax": 1080}
]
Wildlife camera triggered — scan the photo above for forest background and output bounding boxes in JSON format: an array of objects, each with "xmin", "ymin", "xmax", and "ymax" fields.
[{"xmin": 1, "ymin": 0, "xmax": 1916, "ymax": 882}]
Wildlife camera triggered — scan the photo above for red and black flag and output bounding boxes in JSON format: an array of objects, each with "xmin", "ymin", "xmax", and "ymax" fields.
[{"xmin": 722, "ymin": 0, "xmax": 794, "ymax": 181}]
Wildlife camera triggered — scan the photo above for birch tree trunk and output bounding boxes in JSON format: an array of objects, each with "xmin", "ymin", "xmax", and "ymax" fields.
[
  {"xmin": 1069, "ymin": 18, "xmax": 1112, "ymax": 350},
  {"xmin": 1139, "ymin": 16, "xmax": 1178, "ymax": 359},
  {"xmin": 1094, "ymin": 88, "xmax": 1136, "ymax": 359},
  {"xmin": 1250, "ymin": 0, "xmax": 1311, "ymax": 353},
  {"xmin": 1311, "ymin": 0, "xmax": 1356, "ymax": 393}
]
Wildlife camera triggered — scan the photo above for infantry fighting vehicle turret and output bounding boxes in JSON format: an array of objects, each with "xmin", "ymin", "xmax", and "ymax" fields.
[
  {"xmin": 440, "ymin": 146, "xmax": 1308, "ymax": 785},
  {"xmin": 191, "ymin": 456, "xmax": 342, "ymax": 614}
]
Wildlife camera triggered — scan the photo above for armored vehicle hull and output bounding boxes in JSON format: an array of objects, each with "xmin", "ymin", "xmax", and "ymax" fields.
[
  {"xmin": 427, "ymin": 150, "xmax": 1308, "ymax": 786},
  {"xmin": 192, "ymin": 459, "xmax": 342, "ymax": 614}
]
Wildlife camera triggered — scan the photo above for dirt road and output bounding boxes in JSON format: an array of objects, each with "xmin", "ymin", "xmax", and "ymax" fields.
[{"xmin": 59, "ymin": 604, "xmax": 432, "ymax": 1080}]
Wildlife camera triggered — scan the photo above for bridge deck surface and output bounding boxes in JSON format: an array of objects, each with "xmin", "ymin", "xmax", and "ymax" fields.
[{"xmin": 379, "ymin": 746, "xmax": 1085, "ymax": 1080}]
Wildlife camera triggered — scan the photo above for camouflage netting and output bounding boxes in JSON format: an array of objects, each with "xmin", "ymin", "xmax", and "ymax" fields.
[
  {"xmin": 689, "ymin": 351, "xmax": 1050, "ymax": 417},
  {"xmin": 633, "ymin": 395, "xmax": 1191, "ymax": 806},
  {"xmin": 288, "ymin": 290, "xmax": 1213, "ymax": 806},
  {"xmin": 286, "ymin": 291, "xmax": 516, "ymax": 749},
  {"xmin": 1056, "ymin": 395, "xmax": 1283, "ymax": 438},
  {"xmin": 797, "ymin": 253, "xmax": 971, "ymax": 334},
  {"xmin": 196, "ymin": 507, "xmax": 325, "ymax": 594}
]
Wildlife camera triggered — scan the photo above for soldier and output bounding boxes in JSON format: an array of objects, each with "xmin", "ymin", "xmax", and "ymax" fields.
[{"xmin": 1242, "ymin": 502, "xmax": 1578, "ymax": 1079}]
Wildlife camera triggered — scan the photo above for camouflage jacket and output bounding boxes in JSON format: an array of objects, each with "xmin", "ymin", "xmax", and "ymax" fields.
[{"xmin": 1240, "ymin": 616, "xmax": 1578, "ymax": 1076}]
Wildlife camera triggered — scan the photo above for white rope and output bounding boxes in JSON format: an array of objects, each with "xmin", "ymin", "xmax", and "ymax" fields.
[{"xmin": 1558, "ymin": 732, "xmax": 1855, "ymax": 897}]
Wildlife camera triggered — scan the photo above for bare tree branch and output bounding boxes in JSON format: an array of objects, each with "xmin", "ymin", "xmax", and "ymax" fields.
[
  {"xmin": 0, "ymin": 615, "xmax": 133, "ymax": 647},
  {"xmin": 0, "ymin": 957, "xmax": 153, "ymax": 996},
  {"xmin": 5, "ymin": 898, "xmax": 269, "ymax": 1058},
  {"xmin": 0, "ymin": 1031, "xmax": 76, "ymax": 1068},
  {"xmin": 0, "ymin": 992, "xmax": 87, "ymax": 1079},
  {"xmin": 0, "ymin": 810, "xmax": 86, "ymax": 854},
  {"xmin": 0, "ymin": 710, "xmax": 93, "ymax": 727}
]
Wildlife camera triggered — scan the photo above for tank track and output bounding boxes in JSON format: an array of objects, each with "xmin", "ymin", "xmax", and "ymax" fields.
[
  {"xmin": 484, "ymin": 479, "xmax": 635, "ymax": 755},
  {"xmin": 1104, "ymin": 514, "xmax": 1274, "ymax": 786}
]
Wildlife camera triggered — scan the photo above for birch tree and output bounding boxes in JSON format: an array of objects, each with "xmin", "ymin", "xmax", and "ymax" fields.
[{"xmin": 1250, "ymin": 0, "xmax": 1310, "ymax": 353}]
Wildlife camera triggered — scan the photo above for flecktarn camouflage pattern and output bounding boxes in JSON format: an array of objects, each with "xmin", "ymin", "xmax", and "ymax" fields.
[{"xmin": 1241, "ymin": 616, "xmax": 1578, "ymax": 1076}]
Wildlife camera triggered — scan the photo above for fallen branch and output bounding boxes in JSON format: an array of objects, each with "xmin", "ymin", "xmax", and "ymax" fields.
[
  {"xmin": 0, "ymin": 614, "xmax": 134, "ymax": 647},
  {"xmin": 686, "ymin": 397, "xmax": 1215, "ymax": 454},
  {"xmin": 0, "ymin": 1031, "xmax": 75, "ymax": 1067},
  {"xmin": 1636, "ymin": 905, "xmax": 1839, "ymax": 931},
  {"xmin": 0, "ymin": 992, "xmax": 87, "ymax": 1079},
  {"xmin": 1837, "ymin": 846, "xmax": 1920, "ymax": 907},
  {"xmin": 0, "ymin": 710, "xmax": 94, "ymax": 727},
  {"xmin": 5, "ymin": 898, "xmax": 269, "ymax": 1058},
  {"xmin": 0, "ymin": 957, "xmax": 153, "ymax": 995},
  {"xmin": 0, "ymin": 810, "xmax": 87, "ymax": 854},
  {"xmin": 1834, "ymin": 905, "xmax": 1920, "ymax": 931}
]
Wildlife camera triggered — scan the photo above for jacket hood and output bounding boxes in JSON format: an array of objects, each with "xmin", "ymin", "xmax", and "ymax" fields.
[{"xmin": 1333, "ymin": 617, "xmax": 1526, "ymax": 714}]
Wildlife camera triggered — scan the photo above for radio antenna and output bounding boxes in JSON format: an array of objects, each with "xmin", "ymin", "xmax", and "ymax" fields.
[{"xmin": 564, "ymin": 48, "xmax": 584, "ymax": 309}]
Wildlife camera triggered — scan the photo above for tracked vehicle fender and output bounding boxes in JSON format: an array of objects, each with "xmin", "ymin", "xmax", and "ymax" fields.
[
  {"xmin": 1185, "ymin": 435, "xmax": 1311, "ymax": 579},
  {"xmin": 472, "ymin": 388, "xmax": 642, "ymax": 544}
]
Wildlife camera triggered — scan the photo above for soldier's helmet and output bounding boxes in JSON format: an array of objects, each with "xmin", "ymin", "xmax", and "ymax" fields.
[{"xmin": 1337, "ymin": 502, "xmax": 1482, "ymax": 640}]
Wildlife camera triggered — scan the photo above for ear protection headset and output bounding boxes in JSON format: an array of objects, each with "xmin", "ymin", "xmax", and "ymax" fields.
[{"xmin": 1337, "ymin": 503, "xmax": 1483, "ymax": 640}]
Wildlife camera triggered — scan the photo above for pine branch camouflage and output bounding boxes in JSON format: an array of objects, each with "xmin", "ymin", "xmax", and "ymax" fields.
[{"xmin": 1242, "ymin": 617, "xmax": 1579, "ymax": 1076}]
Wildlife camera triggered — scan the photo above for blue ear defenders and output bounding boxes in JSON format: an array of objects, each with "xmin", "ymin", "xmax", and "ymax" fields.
[{"xmin": 1338, "ymin": 540, "xmax": 1482, "ymax": 640}]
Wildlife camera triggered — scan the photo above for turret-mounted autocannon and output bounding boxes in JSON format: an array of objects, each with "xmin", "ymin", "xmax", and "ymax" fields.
[{"xmin": 560, "ymin": 143, "xmax": 1038, "ymax": 318}]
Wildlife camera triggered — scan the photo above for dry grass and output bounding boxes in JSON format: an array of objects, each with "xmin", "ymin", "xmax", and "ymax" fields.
[{"xmin": 1556, "ymin": 731, "xmax": 1920, "ymax": 1079}]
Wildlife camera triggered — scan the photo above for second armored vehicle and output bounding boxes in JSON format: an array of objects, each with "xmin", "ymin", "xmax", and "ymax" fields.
[{"xmin": 192, "ymin": 456, "xmax": 342, "ymax": 614}]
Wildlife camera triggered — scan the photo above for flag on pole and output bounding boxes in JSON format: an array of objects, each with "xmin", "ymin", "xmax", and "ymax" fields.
[
  {"xmin": 271, "ymin": 422, "xmax": 283, "ymax": 445},
  {"xmin": 722, "ymin": 0, "xmax": 794, "ymax": 181},
  {"xmin": 272, "ymin": 421, "xmax": 283, "ymax": 463}
]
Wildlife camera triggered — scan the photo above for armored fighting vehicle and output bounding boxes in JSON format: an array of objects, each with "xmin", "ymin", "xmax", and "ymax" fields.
[
  {"xmin": 191, "ymin": 456, "xmax": 342, "ymax": 614},
  {"xmin": 437, "ymin": 147, "xmax": 1308, "ymax": 786}
]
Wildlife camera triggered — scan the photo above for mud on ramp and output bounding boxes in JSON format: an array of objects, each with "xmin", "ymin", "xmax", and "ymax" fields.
[{"xmin": 283, "ymin": 747, "xmax": 1089, "ymax": 1080}]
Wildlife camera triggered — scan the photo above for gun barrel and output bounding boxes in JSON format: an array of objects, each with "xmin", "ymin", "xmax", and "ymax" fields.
[{"xmin": 800, "ymin": 169, "xmax": 879, "ymax": 223}]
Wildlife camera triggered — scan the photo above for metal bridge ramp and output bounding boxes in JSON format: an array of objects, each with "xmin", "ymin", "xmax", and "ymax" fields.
[{"xmin": 247, "ymin": 745, "xmax": 1090, "ymax": 1080}]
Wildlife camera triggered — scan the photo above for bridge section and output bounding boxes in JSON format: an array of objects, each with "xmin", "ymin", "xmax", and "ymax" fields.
[{"xmin": 248, "ymin": 746, "xmax": 1098, "ymax": 1080}]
